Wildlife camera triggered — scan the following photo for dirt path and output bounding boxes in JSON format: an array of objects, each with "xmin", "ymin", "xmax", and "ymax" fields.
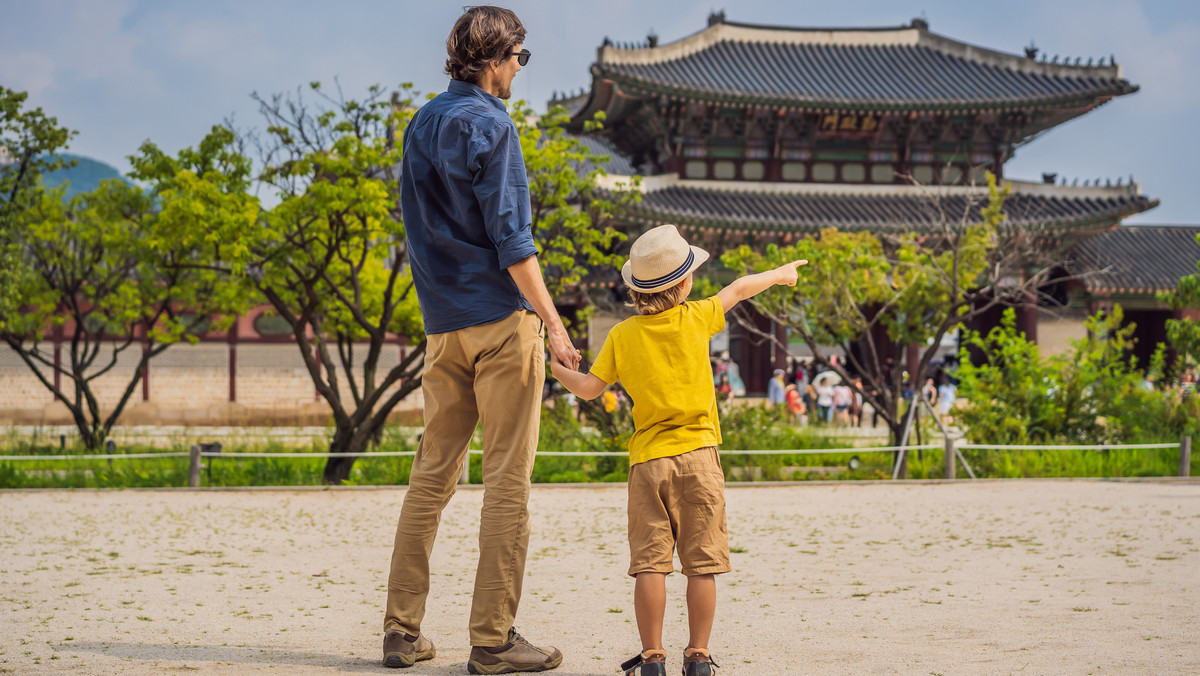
[{"xmin": 2, "ymin": 480, "xmax": 1198, "ymax": 675}]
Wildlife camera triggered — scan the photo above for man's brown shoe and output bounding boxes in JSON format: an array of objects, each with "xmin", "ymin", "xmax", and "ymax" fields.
[
  {"xmin": 382, "ymin": 630, "xmax": 435, "ymax": 668},
  {"xmin": 467, "ymin": 627, "xmax": 563, "ymax": 674}
]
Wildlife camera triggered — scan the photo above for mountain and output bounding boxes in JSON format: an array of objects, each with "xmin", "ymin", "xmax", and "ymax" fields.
[{"xmin": 40, "ymin": 154, "xmax": 133, "ymax": 199}]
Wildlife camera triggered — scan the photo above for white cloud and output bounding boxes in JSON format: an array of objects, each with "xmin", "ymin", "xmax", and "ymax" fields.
[
  {"xmin": 0, "ymin": 51, "xmax": 57, "ymax": 98},
  {"xmin": 60, "ymin": 0, "xmax": 142, "ymax": 80}
]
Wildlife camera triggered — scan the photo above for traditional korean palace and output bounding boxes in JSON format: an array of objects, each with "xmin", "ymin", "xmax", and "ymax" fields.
[
  {"xmin": 554, "ymin": 13, "xmax": 1197, "ymax": 393},
  {"xmin": 3, "ymin": 13, "xmax": 1196, "ymax": 424}
]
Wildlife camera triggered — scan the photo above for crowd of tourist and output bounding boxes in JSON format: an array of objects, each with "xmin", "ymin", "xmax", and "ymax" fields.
[{"xmin": 713, "ymin": 354, "xmax": 961, "ymax": 428}]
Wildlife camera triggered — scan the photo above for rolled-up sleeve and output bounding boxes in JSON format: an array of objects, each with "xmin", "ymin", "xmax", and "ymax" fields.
[{"xmin": 471, "ymin": 120, "xmax": 538, "ymax": 270}]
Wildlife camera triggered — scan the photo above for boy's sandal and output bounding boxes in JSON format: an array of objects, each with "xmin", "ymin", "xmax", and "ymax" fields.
[
  {"xmin": 683, "ymin": 648, "xmax": 719, "ymax": 675},
  {"xmin": 621, "ymin": 649, "xmax": 667, "ymax": 676}
]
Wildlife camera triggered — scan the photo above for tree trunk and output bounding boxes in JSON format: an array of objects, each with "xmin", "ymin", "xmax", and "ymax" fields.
[{"xmin": 323, "ymin": 424, "xmax": 373, "ymax": 484}]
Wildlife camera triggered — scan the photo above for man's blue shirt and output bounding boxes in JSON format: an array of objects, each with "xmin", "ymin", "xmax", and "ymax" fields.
[{"xmin": 400, "ymin": 80, "xmax": 538, "ymax": 335}]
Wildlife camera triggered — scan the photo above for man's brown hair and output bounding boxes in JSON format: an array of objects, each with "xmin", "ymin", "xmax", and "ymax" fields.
[
  {"xmin": 445, "ymin": 6, "xmax": 526, "ymax": 84},
  {"xmin": 627, "ymin": 282, "xmax": 689, "ymax": 315}
]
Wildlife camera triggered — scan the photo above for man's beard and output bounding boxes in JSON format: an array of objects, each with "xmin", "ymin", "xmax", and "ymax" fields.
[{"xmin": 497, "ymin": 84, "xmax": 512, "ymax": 100}]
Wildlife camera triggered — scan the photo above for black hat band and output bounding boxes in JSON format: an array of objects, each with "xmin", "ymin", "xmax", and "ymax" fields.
[{"xmin": 631, "ymin": 249, "xmax": 694, "ymax": 290}]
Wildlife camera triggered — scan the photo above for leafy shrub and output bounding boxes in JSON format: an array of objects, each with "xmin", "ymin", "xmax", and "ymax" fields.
[{"xmin": 958, "ymin": 307, "xmax": 1199, "ymax": 447}]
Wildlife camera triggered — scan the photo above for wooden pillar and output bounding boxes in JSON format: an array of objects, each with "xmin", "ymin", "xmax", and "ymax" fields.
[
  {"xmin": 766, "ymin": 159, "xmax": 782, "ymax": 182},
  {"xmin": 228, "ymin": 321, "xmax": 238, "ymax": 403},
  {"xmin": 741, "ymin": 307, "xmax": 776, "ymax": 396},
  {"xmin": 188, "ymin": 445, "xmax": 201, "ymax": 488},
  {"xmin": 772, "ymin": 320, "xmax": 788, "ymax": 372},
  {"xmin": 1014, "ymin": 287, "xmax": 1038, "ymax": 343}
]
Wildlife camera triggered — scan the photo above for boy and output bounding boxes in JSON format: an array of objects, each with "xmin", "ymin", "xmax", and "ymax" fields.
[{"xmin": 550, "ymin": 224, "xmax": 806, "ymax": 676}]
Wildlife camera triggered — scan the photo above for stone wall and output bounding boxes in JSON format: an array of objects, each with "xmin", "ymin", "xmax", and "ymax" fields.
[{"xmin": 0, "ymin": 342, "xmax": 422, "ymax": 426}]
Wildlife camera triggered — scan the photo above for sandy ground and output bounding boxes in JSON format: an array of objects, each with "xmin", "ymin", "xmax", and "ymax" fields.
[{"xmin": 1, "ymin": 480, "xmax": 1198, "ymax": 676}]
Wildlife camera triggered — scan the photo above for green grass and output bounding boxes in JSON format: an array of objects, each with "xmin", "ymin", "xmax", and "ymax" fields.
[{"xmin": 0, "ymin": 404, "xmax": 1192, "ymax": 488}]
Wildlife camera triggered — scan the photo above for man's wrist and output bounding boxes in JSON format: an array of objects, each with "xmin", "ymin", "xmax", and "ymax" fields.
[{"xmin": 546, "ymin": 321, "xmax": 570, "ymax": 340}]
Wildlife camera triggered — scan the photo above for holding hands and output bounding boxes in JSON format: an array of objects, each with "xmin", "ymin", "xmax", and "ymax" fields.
[{"xmin": 548, "ymin": 328, "xmax": 581, "ymax": 371}]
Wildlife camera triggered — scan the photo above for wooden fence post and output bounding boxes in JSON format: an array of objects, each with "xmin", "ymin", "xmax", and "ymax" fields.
[
  {"xmin": 460, "ymin": 454, "xmax": 471, "ymax": 485},
  {"xmin": 1181, "ymin": 436, "xmax": 1192, "ymax": 478},
  {"xmin": 188, "ymin": 445, "xmax": 201, "ymax": 488},
  {"xmin": 944, "ymin": 436, "xmax": 956, "ymax": 480}
]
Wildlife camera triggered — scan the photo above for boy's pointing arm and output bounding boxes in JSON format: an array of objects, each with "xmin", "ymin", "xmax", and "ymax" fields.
[{"xmin": 717, "ymin": 259, "xmax": 808, "ymax": 313}]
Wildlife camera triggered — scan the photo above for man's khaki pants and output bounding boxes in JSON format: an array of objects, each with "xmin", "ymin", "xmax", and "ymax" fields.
[{"xmin": 385, "ymin": 310, "xmax": 544, "ymax": 647}]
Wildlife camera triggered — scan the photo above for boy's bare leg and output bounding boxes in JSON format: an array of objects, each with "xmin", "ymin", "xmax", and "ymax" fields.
[
  {"xmin": 685, "ymin": 574, "xmax": 716, "ymax": 650},
  {"xmin": 634, "ymin": 572, "xmax": 667, "ymax": 651}
]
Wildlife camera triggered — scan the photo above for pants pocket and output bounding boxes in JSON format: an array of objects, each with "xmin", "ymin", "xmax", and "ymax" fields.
[{"xmin": 682, "ymin": 471, "xmax": 725, "ymax": 505}]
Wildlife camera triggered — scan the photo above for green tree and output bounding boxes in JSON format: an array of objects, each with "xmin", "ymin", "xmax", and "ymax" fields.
[
  {"xmin": 0, "ymin": 87, "xmax": 76, "ymax": 329},
  {"xmin": 4, "ymin": 130, "xmax": 257, "ymax": 449},
  {"xmin": 721, "ymin": 175, "xmax": 1071, "ymax": 476},
  {"xmin": 512, "ymin": 102, "xmax": 640, "ymax": 445},
  {"xmin": 221, "ymin": 83, "xmax": 426, "ymax": 484},
  {"xmin": 1161, "ymin": 232, "xmax": 1200, "ymax": 369},
  {"xmin": 513, "ymin": 104, "xmax": 637, "ymax": 319},
  {"xmin": 171, "ymin": 89, "xmax": 637, "ymax": 484}
]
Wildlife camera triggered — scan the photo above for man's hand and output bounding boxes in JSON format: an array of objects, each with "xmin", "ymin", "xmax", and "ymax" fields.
[
  {"xmin": 505, "ymin": 255, "xmax": 581, "ymax": 370},
  {"xmin": 548, "ymin": 327, "xmax": 581, "ymax": 371},
  {"xmin": 775, "ymin": 259, "xmax": 809, "ymax": 287},
  {"xmin": 549, "ymin": 347, "xmax": 608, "ymax": 400}
]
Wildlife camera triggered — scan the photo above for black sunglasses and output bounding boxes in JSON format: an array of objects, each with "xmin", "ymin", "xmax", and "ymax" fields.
[{"xmin": 509, "ymin": 49, "xmax": 531, "ymax": 66}]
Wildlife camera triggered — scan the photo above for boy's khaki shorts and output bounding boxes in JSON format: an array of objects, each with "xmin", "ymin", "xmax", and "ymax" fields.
[{"xmin": 627, "ymin": 446, "xmax": 731, "ymax": 577}]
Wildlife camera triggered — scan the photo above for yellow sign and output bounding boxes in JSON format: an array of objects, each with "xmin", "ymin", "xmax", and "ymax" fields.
[{"xmin": 818, "ymin": 113, "xmax": 881, "ymax": 135}]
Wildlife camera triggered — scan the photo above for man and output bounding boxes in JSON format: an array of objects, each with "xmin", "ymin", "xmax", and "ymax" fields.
[{"xmin": 383, "ymin": 6, "xmax": 576, "ymax": 673}]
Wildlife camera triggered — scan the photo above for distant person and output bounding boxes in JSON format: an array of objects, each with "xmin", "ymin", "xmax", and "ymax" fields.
[
  {"xmin": 785, "ymin": 383, "xmax": 805, "ymax": 423},
  {"xmin": 803, "ymin": 381, "xmax": 818, "ymax": 425},
  {"xmin": 550, "ymin": 223, "xmax": 806, "ymax": 676},
  {"xmin": 922, "ymin": 377, "xmax": 937, "ymax": 406},
  {"xmin": 833, "ymin": 383, "xmax": 853, "ymax": 425},
  {"xmin": 851, "ymin": 377, "xmax": 865, "ymax": 427},
  {"xmin": 384, "ymin": 7, "xmax": 574, "ymax": 673},
  {"xmin": 816, "ymin": 378, "xmax": 835, "ymax": 423},
  {"xmin": 717, "ymin": 351, "xmax": 745, "ymax": 396},
  {"xmin": 767, "ymin": 369, "xmax": 787, "ymax": 406},
  {"xmin": 715, "ymin": 374, "xmax": 733, "ymax": 403},
  {"xmin": 937, "ymin": 376, "xmax": 957, "ymax": 416}
]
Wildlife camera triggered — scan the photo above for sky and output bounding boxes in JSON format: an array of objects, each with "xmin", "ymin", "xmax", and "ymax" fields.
[{"xmin": 2, "ymin": 0, "xmax": 1197, "ymax": 223}]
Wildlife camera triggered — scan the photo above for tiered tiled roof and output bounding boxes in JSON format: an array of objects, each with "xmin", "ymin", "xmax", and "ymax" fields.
[
  {"xmin": 594, "ymin": 174, "xmax": 1157, "ymax": 235},
  {"xmin": 571, "ymin": 17, "xmax": 1136, "ymax": 114},
  {"xmin": 568, "ymin": 133, "xmax": 637, "ymax": 175},
  {"xmin": 1070, "ymin": 225, "xmax": 1200, "ymax": 294}
]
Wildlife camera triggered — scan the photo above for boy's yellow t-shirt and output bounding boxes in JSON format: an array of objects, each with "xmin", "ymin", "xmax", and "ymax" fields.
[{"xmin": 589, "ymin": 296, "xmax": 725, "ymax": 465}]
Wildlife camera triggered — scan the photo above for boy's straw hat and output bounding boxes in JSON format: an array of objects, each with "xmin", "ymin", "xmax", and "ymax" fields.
[{"xmin": 622, "ymin": 224, "xmax": 709, "ymax": 293}]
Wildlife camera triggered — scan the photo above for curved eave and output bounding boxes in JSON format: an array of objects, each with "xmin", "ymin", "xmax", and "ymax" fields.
[
  {"xmin": 614, "ymin": 189, "xmax": 1158, "ymax": 237},
  {"xmin": 566, "ymin": 75, "xmax": 656, "ymax": 130},
  {"xmin": 595, "ymin": 68, "xmax": 1138, "ymax": 115}
]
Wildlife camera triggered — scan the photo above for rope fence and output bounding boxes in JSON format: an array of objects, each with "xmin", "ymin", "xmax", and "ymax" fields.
[{"xmin": 0, "ymin": 436, "xmax": 1190, "ymax": 487}]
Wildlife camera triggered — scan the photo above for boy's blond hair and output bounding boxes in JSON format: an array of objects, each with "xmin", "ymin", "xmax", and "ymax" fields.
[{"xmin": 627, "ymin": 281, "xmax": 688, "ymax": 315}]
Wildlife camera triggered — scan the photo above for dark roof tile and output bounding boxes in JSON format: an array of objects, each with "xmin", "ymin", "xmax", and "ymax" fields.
[
  {"xmin": 1070, "ymin": 225, "xmax": 1200, "ymax": 294},
  {"xmin": 627, "ymin": 184, "xmax": 1156, "ymax": 234},
  {"xmin": 565, "ymin": 133, "xmax": 636, "ymax": 175},
  {"xmin": 596, "ymin": 26, "xmax": 1135, "ymax": 110}
]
